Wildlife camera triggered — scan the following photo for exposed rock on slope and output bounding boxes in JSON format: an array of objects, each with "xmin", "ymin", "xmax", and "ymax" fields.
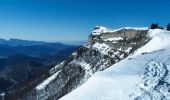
[
  {"xmin": 60, "ymin": 29, "xmax": 170, "ymax": 100},
  {"xmin": 5, "ymin": 26, "xmax": 150, "ymax": 100}
]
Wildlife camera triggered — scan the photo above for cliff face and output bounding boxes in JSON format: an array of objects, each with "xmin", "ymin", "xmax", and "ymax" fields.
[
  {"xmin": 5, "ymin": 26, "xmax": 150, "ymax": 100},
  {"xmin": 60, "ymin": 29, "xmax": 170, "ymax": 100}
]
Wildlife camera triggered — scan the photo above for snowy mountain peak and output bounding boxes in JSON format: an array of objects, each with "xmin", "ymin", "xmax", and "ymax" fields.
[{"xmin": 92, "ymin": 26, "xmax": 107, "ymax": 35}]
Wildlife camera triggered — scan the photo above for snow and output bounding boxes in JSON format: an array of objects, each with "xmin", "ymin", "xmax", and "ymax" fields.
[
  {"xmin": 134, "ymin": 62, "xmax": 170, "ymax": 100},
  {"xmin": 49, "ymin": 62, "xmax": 64, "ymax": 74},
  {"xmin": 125, "ymin": 47, "xmax": 132, "ymax": 53},
  {"xmin": 114, "ymin": 51, "xmax": 119, "ymax": 55},
  {"xmin": 60, "ymin": 74, "xmax": 139, "ymax": 100},
  {"xmin": 76, "ymin": 61, "xmax": 93, "ymax": 79},
  {"xmin": 92, "ymin": 26, "xmax": 148, "ymax": 35},
  {"xmin": 60, "ymin": 29, "xmax": 170, "ymax": 100},
  {"xmin": 92, "ymin": 26, "xmax": 106, "ymax": 35},
  {"xmin": 0, "ymin": 93, "xmax": 5, "ymax": 96},
  {"xmin": 83, "ymin": 44, "xmax": 91, "ymax": 48},
  {"xmin": 36, "ymin": 71, "xmax": 61, "ymax": 91},
  {"xmin": 119, "ymin": 54, "xmax": 124, "ymax": 59},
  {"xmin": 133, "ymin": 29, "xmax": 170, "ymax": 56},
  {"xmin": 92, "ymin": 43, "xmax": 111, "ymax": 55},
  {"xmin": 92, "ymin": 26, "xmax": 125, "ymax": 35},
  {"xmin": 78, "ymin": 61, "xmax": 91, "ymax": 71},
  {"xmin": 72, "ymin": 52, "xmax": 77, "ymax": 56},
  {"xmin": 123, "ymin": 27, "xmax": 148, "ymax": 30},
  {"xmin": 104, "ymin": 37, "xmax": 123, "ymax": 41}
]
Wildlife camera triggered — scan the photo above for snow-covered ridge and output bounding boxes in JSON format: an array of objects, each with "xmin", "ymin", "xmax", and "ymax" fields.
[
  {"xmin": 133, "ymin": 29, "xmax": 170, "ymax": 57},
  {"xmin": 92, "ymin": 26, "xmax": 148, "ymax": 35},
  {"xmin": 32, "ymin": 26, "xmax": 150, "ymax": 100},
  {"xmin": 60, "ymin": 29, "xmax": 170, "ymax": 100}
]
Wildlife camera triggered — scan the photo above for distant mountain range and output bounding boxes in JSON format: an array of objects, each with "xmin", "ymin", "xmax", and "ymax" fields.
[
  {"xmin": 0, "ymin": 38, "xmax": 80, "ymax": 58},
  {"xmin": 0, "ymin": 38, "xmax": 86, "ymax": 46},
  {"xmin": 0, "ymin": 38, "xmax": 48, "ymax": 46},
  {"xmin": 0, "ymin": 38, "xmax": 80, "ymax": 93}
]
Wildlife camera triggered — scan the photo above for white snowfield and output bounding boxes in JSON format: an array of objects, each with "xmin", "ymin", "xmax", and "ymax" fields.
[{"xmin": 60, "ymin": 29, "xmax": 170, "ymax": 100}]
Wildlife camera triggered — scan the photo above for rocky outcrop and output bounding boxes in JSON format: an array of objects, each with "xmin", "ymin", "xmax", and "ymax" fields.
[{"xmin": 5, "ymin": 26, "xmax": 150, "ymax": 100}]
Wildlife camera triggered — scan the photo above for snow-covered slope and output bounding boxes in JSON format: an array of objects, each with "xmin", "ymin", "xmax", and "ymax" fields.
[
  {"xmin": 60, "ymin": 29, "xmax": 170, "ymax": 100},
  {"xmin": 4, "ymin": 26, "xmax": 153, "ymax": 100}
]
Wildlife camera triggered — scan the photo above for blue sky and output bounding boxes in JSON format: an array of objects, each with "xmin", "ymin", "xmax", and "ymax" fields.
[{"xmin": 0, "ymin": 0, "xmax": 170, "ymax": 42}]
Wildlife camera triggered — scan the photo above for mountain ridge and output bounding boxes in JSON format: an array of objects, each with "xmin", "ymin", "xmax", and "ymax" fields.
[
  {"xmin": 3, "ymin": 26, "xmax": 154, "ymax": 100},
  {"xmin": 60, "ymin": 29, "xmax": 170, "ymax": 100}
]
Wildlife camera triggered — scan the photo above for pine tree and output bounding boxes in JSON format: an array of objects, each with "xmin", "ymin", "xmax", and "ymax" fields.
[
  {"xmin": 150, "ymin": 23, "xmax": 159, "ymax": 29},
  {"xmin": 166, "ymin": 23, "xmax": 170, "ymax": 31}
]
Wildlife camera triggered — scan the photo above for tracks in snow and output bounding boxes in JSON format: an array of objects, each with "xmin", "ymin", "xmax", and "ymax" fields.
[{"xmin": 132, "ymin": 62, "xmax": 170, "ymax": 100}]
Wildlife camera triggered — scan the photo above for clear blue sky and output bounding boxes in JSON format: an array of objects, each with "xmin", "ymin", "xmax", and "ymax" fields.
[{"xmin": 0, "ymin": 0, "xmax": 170, "ymax": 42}]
